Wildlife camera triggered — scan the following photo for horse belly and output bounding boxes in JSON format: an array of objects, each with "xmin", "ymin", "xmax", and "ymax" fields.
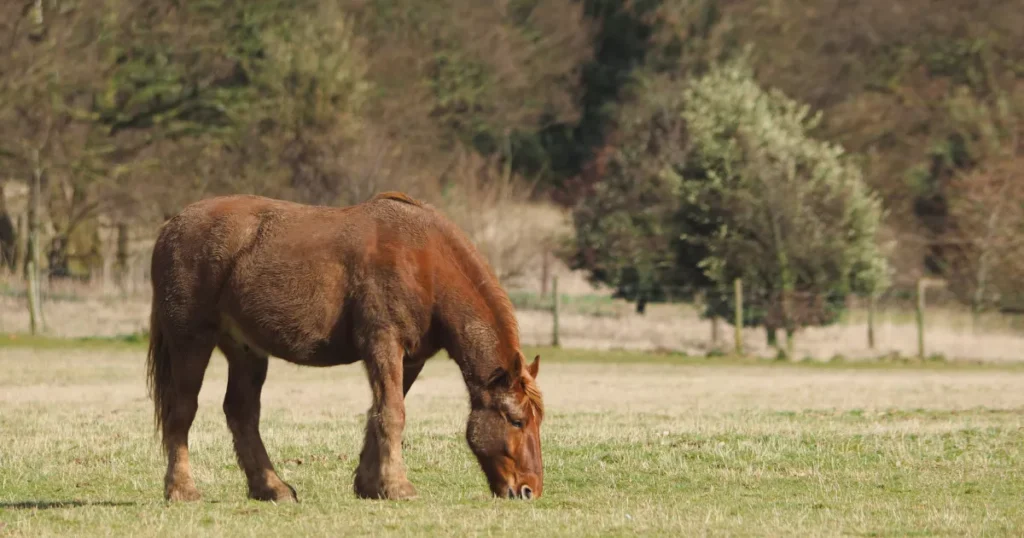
[
  {"xmin": 218, "ymin": 263, "xmax": 353, "ymax": 364},
  {"xmin": 220, "ymin": 310, "xmax": 358, "ymax": 365}
]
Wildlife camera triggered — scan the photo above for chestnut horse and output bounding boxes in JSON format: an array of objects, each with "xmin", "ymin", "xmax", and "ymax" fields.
[{"xmin": 145, "ymin": 192, "xmax": 543, "ymax": 502}]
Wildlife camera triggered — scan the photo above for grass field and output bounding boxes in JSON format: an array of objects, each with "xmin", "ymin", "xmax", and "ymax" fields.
[{"xmin": 2, "ymin": 340, "xmax": 1024, "ymax": 537}]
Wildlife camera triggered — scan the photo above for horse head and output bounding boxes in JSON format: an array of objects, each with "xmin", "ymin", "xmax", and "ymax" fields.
[{"xmin": 466, "ymin": 352, "xmax": 543, "ymax": 499}]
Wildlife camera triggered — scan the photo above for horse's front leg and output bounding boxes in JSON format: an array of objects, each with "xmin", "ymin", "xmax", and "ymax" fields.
[{"xmin": 354, "ymin": 336, "xmax": 417, "ymax": 500}]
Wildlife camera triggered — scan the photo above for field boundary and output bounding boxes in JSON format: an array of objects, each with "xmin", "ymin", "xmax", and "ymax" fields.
[{"xmin": 4, "ymin": 333, "xmax": 1023, "ymax": 372}]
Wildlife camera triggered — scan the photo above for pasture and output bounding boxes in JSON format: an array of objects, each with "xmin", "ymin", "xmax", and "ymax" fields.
[{"xmin": 2, "ymin": 339, "xmax": 1023, "ymax": 536}]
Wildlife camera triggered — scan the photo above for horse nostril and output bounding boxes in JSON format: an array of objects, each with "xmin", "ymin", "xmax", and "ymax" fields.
[
  {"xmin": 521, "ymin": 485, "xmax": 533, "ymax": 500},
  {"xmin": 507, "ymin": 487, "xmax": 515, "ymax": 499}
]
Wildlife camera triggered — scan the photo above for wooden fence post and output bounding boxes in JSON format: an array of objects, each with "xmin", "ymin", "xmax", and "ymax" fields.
[
  {"xmin": 551, "ymin": 275, "xmax": 560, "ymax": 347},
  {"xmin": 916, "ymin": 278, "xmax": 926, "ymax": 359},
  {"xmin": 734, "ymin": 278, "xmax": 743, "ymax": 355},
  {"xmin": 867, "ymin": 293, "xmax": 876, "ymax": 350},
  {"xmin": 540, "ymin": 249, "xmax": 550, "ymax": 298},
  {"xmin": 26, "ymin": 151, "xmax": 44, "ymax": 335},
  {"xmin": 115, "ymin": 222, "xmax": 129, "ymax": 294}
]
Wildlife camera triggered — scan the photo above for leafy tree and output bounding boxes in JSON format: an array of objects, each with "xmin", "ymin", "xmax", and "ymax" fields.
[
  {"xmin": 0, "ymin": 0, "xmax": 118, "ymax": 327},
  {"xmin": 564, "ymin": 0, "xmax": 1024, "ymax": 294},
  {"xmin": 697, "ymin": 0, "xmax": 1024, "ymax": 284},
  {"xmin": 678, "ymin": 58, "xmax": 889, "ymax": 354},
  {"xmin": 563, "ymin": 70, "xmax": 711, "ymax": 309},
  {"xmin": 539, "ymin": 0, "xmax": 659, "ymax": 198},
  {"xmin": 566, "ymin": 56, "xmax": 889, "ymax": 357}
]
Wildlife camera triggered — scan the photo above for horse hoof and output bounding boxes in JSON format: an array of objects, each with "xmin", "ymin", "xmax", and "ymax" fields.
[
  {"xmin": 165, "ymin": 485, "xmax": 202, "ymax": 502},
  {"xmin": 249, "ymin": 482, "xmax": 299, "ymax": 503},
  {"xmin": 354, "ymin": 478, "xmax": 418, "ymax": 500},
  {"xmin": 384, "ymin": 480, "xmax": 418, "ymax": 500}
]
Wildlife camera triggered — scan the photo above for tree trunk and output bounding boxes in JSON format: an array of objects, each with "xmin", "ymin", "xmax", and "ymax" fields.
[
  {"xmin": 15, "ymin": 213, "xmax": 26, "ymax": 276},
  {"xmin": 540, "ymin": 249, "xmax": 550, "ymax": 298},
  {"xmin": 0, "ymin": 181, "xmax": 16, "ymax": 273},
  {"xmin": 733, "ymin": 278, "xmax": 744, "ymax": 355},
  {"xmin": 47, "ymin": 235, "xmax": 68, "ymax": 280},
  {"xmin": 26, "ymin": 157, "xmax": 44, "ymax": 335},
  {"xmin": 867, "ymin": 293, "xmax": 876, "ymax": 349},
  {"xmin": 776, "ymin": 290, "xmax": 797, "ymax": 360},
  {"xmin": 767, "ymin": 202, "xmax": 795, "ymax": 359},
  {"xmin": 971, "ymin": 191, "xmax": 1004, "ymax": 332},
  {"xmin": 29, "ymin": 0, "xmax": 44, "ymax": 39},
  {"xmin": 115, "ymin": 221, "xmax": 129, "ymax": 292},
  {"xmin": 551, "ymin": 275, "xmax": 560, "ymax": 347}
]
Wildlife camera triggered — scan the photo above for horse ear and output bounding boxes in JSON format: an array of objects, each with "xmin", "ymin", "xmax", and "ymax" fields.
[
  {"xmin": 485, "ymin": 366, "xmax": 512, "ymax": 389},
  {"xmin": 527, "ymin": 354, "xmax": 540, "ymax": 379},
  {"xmin": 488, "ymin": 353, "xmax": 531, "ymax": 389},
  {"xmin": 510, "ymin": 351, "xmax": 525, "ymax": 375}
]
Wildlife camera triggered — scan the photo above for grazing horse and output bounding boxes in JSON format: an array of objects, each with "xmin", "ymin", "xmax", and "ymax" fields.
[{"xmin": 145, "ymin": 191, "xmax": 544, "ymax": 502}]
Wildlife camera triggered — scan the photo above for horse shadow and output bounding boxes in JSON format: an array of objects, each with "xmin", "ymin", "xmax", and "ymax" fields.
[{"xmin": 0, "ymin": 500, "xmax": 137, "ymax": 510}]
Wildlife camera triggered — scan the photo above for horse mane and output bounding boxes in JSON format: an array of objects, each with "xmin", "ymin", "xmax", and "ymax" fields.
[
  {"xmin": 434, "ymin": 212, "xmax": 522, "ymax": 353},
  {"xmin": 447, "ymin": 241, "xmax": 544, "ymax": 420},
  {"xmin": 371, "ymin": 193, "xmax": 532, "ymax": 376},
  {"xmin": 371, "ymin": 192, "xmax": 520, "ymax": 349},
  {"xmin": 439, "ymin": 225, "xmax": 544, "ymax": 422},
  {"xmin": 521, "ymin": 375, "xmax": 544, "ymax": 421},
  {"xmin": 448, "ymin": 229, "xmax": 518, "ymax": 343},
  {"xmin": 369, "ymin": 191, "xmax": 540, "ymax": 417},
  {"xmin": 371, "ymin": 191, "xmax": 423, "ymax": 207}
]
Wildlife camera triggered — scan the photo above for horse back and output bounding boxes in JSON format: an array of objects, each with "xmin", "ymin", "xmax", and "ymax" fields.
[{"xmin": 151, "ymin": 194, "xmax": 439, "ymax": 365}]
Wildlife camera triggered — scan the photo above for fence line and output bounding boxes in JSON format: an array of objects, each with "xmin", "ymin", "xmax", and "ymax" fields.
[
  {"xmin": 4, "ymin": 269, "xmax": 1024, "ymax": 362},
  {"xmin": 531, "ymin": 276, "xmax": 1021, "ymax": 361}
]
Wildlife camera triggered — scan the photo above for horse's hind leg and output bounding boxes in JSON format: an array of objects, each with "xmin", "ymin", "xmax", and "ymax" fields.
[
  {"xmin": 219, "ymin": 335, "xmax": 297, "ymax": 502},
  {"xmin": 403, "ymin": 359, "xmax": 426, "ymax": 397},
  {"xmin": 161, "ymin": 333, "xmax": 217, "ymax": 502},
  {"xmin": 354, "ymin": 333, "xmax": 417, "ymax": 500}
]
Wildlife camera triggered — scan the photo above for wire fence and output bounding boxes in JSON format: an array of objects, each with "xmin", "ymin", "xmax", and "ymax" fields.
[
  {"xmin": 4, "ymin": 269, "xmax": 1024, "ymax": 363},
  {"xmin": 509, "ymin": 276, "xmax": 1024, "ymax": 362}
]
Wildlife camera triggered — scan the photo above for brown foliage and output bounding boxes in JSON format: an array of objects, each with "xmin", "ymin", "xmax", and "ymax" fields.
[
  {"xmin": 436, "ymin": 148, "xmax": 569, "ymax": 284},
  {"xmin": 1, "ymin": 0, "xmax": 594, "ymax": 284},
  {"xmin": 947, "ymin": 156, "xmax": 1024, "ymax": 307}
]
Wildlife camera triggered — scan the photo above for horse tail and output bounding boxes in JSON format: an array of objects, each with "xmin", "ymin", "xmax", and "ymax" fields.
[{"xmin": 146, "ymin": 300, "xmax": 172, "ymax": 437}]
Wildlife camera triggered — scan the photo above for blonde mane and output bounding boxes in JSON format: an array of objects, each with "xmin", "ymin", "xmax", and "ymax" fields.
[
  {"xmin": 521, "ymin": 376, "xmax": 544, "ymax": 421},
  {"xmin": 399, "ymin": 194, "xmax": 522, "ymax": 352},
  {"xmin": 377, "ymin": 192, "xmax": 537, "ymax": 418}
]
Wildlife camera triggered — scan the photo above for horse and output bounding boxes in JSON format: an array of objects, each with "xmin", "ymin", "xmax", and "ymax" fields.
[{"xmin": 145, "ymin": 191, "xmax": 544, "ymax": 502}]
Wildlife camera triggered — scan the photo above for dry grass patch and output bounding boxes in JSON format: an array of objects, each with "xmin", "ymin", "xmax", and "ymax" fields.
[{"xmin": 1, "ymin": 346, "xmax": 1023, "ymax": 536}]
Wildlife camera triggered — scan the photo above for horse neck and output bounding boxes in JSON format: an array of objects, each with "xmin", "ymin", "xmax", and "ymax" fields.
[
  {"xmin": 430, "ymin": 228, "xmax": 520, "ymax": 397},
  {"xmin": 438, "ymin": 300, "xmax": 519, "ymax": 399}
]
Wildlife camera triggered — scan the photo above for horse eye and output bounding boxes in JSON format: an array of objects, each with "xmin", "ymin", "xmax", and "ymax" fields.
[{"xmin": 509, "ymin": 418, "xmax": 523, "ymax": 428}]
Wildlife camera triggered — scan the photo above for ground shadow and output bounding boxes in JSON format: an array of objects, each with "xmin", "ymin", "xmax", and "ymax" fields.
[{"xmin": 0, "ymin": 500, "xmax": 137, "ymax": 510}]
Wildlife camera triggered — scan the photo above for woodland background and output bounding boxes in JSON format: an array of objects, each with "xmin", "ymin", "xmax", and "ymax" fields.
[{"xmin": 3, "ymin": 0, "xmax": 1024, "ymax": 361}]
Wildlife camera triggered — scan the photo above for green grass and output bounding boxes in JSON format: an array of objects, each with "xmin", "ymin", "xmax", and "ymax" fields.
[
  {"xmin": 2, "ymin": 344, "xmax": 1024, "ymax": 536},
  {"xmin": 0, "ymin": 332, "xmax": 148, "ymax": 351},
  {"xmin": 507, "ymin": 290, "xmax": 621, "ymax": 317},
  {"xmin": 4, "ymin": 332, "xmax": 1021, "ymax": 371}
]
